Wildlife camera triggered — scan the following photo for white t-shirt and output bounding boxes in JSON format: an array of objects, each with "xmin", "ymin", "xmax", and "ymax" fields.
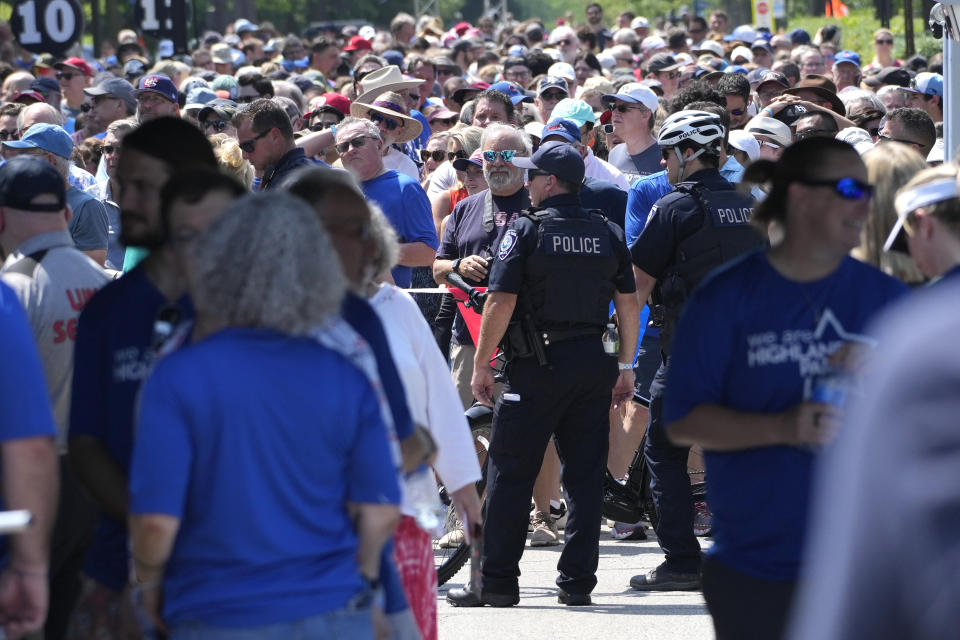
[
  {"xmin": 369, "ymin": 284, "xmax": 482, "ymax": 512},
  {"xmin": 384, "ymin": 146, "xmax": 420, "ymax": 181}
]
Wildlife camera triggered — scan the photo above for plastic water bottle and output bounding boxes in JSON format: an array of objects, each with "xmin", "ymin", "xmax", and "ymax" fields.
[
  {"xmin": 602, "ymin": 322, "xmax": 620, "ymax": 356},
  {"xmin": 810, "ymin": 366, "xmax": 849, "ymax": 408},
  {"xmin": 405, "ymin": 466, "xmax": 447, "ymax": 536}
]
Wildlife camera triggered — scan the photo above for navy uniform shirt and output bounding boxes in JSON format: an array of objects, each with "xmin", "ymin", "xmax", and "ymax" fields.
[
  {"xmin": 630, "ymin": 168, "xmax": 752, "ymax": 280},
  {"xmin": 488, "ymin": 192, "xmax": 636, "ymax": 296},
  {"xmin": 581, "ymin": 176, "xmax": 628, "ymax": 233}
]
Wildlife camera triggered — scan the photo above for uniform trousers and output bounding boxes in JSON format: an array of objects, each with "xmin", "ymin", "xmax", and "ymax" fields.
[{"xmin": 481, "ymin": 337, "xmax": 617, "ymax": 596}]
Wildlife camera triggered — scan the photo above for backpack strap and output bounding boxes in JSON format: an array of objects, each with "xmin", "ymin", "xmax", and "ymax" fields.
[{"xmin": 3, "ymin": 249, "xmax": 48, "ymax": 277}]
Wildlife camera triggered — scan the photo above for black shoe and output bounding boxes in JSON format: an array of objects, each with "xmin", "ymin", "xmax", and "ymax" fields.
[
  {"xmin": 446, "ymin": 585, "xmax": 519, "ymax": 607},
  {"xmin": 557, "ymin": 589, "xmax": 591, "ymax": 606},
  {"xmin": 629, "ymin": 562, "xmax": 701, "ymax": 591}
]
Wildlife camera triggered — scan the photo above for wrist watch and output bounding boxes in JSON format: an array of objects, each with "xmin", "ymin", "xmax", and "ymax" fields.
[
  {"xmin": 451, "ymin": 257, "xmax": 463, "ymax": 275},
  {"xmin": 618, "ymin": 362, "xmax": 633, "ymax": 371}
]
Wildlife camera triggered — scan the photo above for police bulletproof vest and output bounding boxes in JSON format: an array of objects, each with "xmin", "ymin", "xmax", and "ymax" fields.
[
  {"xmin": 523, "ymin": 209, "xmax": 619, "ymax": 329},
  {"xmin": 657, "ymin": 182, "xmax": 764, "ymax": 351}
]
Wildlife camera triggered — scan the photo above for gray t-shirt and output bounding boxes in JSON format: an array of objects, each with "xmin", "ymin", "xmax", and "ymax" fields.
[
  {"xmin": 66, "ymin": 186, "xmax": 109, "ymax": 252},
  {"xmin": 607, "ymin": 142, "xmax": 662, "ymax": 186},
  {"xmin": 0, "ymin": 231, "xmax": 110, "ymax": 449}
]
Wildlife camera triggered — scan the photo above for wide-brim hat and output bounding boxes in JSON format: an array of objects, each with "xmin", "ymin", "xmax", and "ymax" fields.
[
  {"xmin": 355, "ymin": 65, "xmax": 424, "ymax": 105},
  {"xmin": 784, "ymin": 75, "xmax": 845, "ymax": 115},
  {"xmin": 350, "ymin": 92, "xmax": 423, "ymax": 143}
]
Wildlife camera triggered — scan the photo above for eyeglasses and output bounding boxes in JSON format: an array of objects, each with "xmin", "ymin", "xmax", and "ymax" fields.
[
  {"xmin": 728, "ymin": 107, "xmax": 746, "ymax": 116},
  {"xmin": 420, "ymin": 149, "xmax": 446, "ymax": 162},
  {"xmin": 875, "ymin": 38, "xmax": 894, "ymax": 45},
  {"xmin": 235, "ymin": 95, "xmax": 260, "ymax": 104},
  {"xmin": 369, "ymin": 112, "xmax": 400, "ymax": 131},
  {"xmin": 447, "ymin": 150, "xmax": 468, "ymax": 161},
  {"xmin": 434, "ymin": 117, "xmax": 459, "ymax": 126},
  {"xmin": 557, "ymin": 39, "xmax": 573, "ymax": 46},
  {"xmin": 203, "ymin": 120, "xmax": 230, "ymax": 133},
  {"xmin": 527, "ymin": 170, "xmax": 551, "ymax": 180},
  {"xmin": 758, "ymin": 140, "xmax": 781, "ymax": 150},
  {"xmin": 335, "ymin": 135, "xmax": 375, "ymax": 155},
  {"xmin": 795, "ymin": 177, "xmax": 873, "ymax": 200},
  {"xmin": 482, "ymin": 149, "xmax": 516, "ymax": 163},
  {"xmin": 57, "ymin": 71, "xmax": 78, "ymax": 81},
  {"xmin": 238, "ymin": 129, "xmax": 271, "ymax": 153},
  {"xmin": 0, "ymin": 129, "xmax": 18, "ymax": 141},
  {"xmin": 539, "ymin": 90, "xmax": 567, "ymax": 101},
  {"xmin": 408, "ymin": 92, "xmax": 421, "ymax": 102},
  {"xmin": 878, "ymin": 133, "xmax": 921, "ymax": 147},
  {"xmin": 437, "ymin": 68, "xmax": 456, "ymax": 77},
  {"xmin": 101, "ymin": 145, "xmax": 120, "ymax": 155},
  {"xmin": 607, "ymin": 103, "xmax": 645, "ymax": 113},
  {"xmin": 80, "ymin": 102, "xmax": 91, "ymax": 113}
]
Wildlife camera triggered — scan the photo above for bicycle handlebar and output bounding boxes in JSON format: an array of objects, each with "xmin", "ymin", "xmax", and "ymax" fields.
[{"xmin": 445, "ymin": 271, "xmax": 488, "ymax": 312}]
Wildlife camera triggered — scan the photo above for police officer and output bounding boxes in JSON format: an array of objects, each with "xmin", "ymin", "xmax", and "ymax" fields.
[
  {"xmin": 629, "ymin": 110, "xmax": 764, "ymax": 591},
  {"xmin": 447, "ymin": 141, "xmax": 640, "ymax": 607}
]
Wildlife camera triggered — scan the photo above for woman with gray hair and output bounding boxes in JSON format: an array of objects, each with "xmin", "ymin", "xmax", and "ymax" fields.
[
  {"xmin": 128, "ymin": 192, "xmax": 402, "ymax": 638},
  {"xmin": 287, "ymin": 167, "xmax": 481, "ymax": 640}
]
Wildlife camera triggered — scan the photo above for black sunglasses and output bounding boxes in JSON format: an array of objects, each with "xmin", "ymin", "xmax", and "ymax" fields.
[
  {"xmin": 878, "ymin": 133, "xmax": 921, "ymax": 147},
  {"xmin": 335, "ymin": 135, "xmax": 375, "ymax": 155},
  {"xmin": 369, "ymin": 112, "xmax": 400, "ymax": 131},
  {"xmin": 238, "ymin": 129, "xmax": 270, "ymax": 153},
  {"xmin": 235, "ymin": 95, "xmax": 261, "ymax": 104},
  {"xmin": 420, "ymin": 149, "xmax": 446, "ymax": 162},
  {"xmin": 607, "ymin": 103, "xmax": 645, "ymax": 113},
  {"xmin": 795, "ymin": 128, "xmax": 838, "ymax": 141},
  {"xmin": 101, "ymin": 145, "xmax": 120, "ymax": 155},
  {"xmin": 0, "ymin": 129, "xmax": 18, "ymax": 141},
  {"xmin": 447, "ymin": 150, "xmax": 468, "ymax": 161},
  {"xmin": 795, "ymin": 177, "xmax": 873, "ymax": 201},
  {"xmin": 80, "ymin": 102, "xmax": 91, "ymax": 113},
  {"xmin": 57, "ymin": 71, "xmax": 79, "ymax": 81},
  {"xmin": 875, "ymin": 38, "xmax": 894, "ymax": 45},
  {"xmin": 203, "ymin": 120, "xmax": 230, "ymax": 133}
]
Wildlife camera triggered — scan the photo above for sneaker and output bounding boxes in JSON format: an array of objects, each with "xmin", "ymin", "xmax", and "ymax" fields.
[
  {"xmin": 438, "ymin": 527, "xmax": 465, "ymax": 548},
  {"xmin": 551, "ymin": 501, "xmax": 567, "ymax": 530},
  {"xmin": 529, "ymin": 510, "xmax": 561, "ymax": 547},
  {"xmin": 629, "ymin": 561, "xmax": 700, "ymax": 591},
  {"xmin": 693, "ymin": 500, "xmax": 712, "ymax": 537},
  {"xmin": 610, "ymin": 520, "xmax": 647, "ymax": 541}
]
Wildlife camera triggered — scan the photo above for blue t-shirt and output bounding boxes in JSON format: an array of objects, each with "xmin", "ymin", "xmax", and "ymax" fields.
[
  {"xmin": 362, "ymin": 170, "xmax": 438, "ymax": 288},
  {"xmin": 0, "ymin": 282, "xmax": 57, "ymax": 563},
  {"xmin": 625, "ymin": 170, "xmax": 670, "ymax": 248},
  {"xmin": 69, "ymin": 265, "xmax": 193, "ymax": 589},
  {"xmin": 130, "ymin": 328, "xmax": 400, "ymax": 627},
  {"xmin": 664, "ymin": 251, "xmax": 907, "ymax": 581}
]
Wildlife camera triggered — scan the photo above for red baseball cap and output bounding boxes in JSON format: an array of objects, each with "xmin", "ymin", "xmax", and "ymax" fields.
[
  {"xmin": 453, "ymin": 22, "xmax": 471, "ymax": 36},
  {"xmin": 343, "ymin": 36, "xmax": 372, "ymax": 52},
  {"xmin": 13, "ymin": 91, "xmax": 45, "ymax": 104},
  {"xmin": 54, "ymin": 57, "xmax": 94, "ymax": 78},
  {"xmin": 305, "ymin": 93, "xmax": 351, "ymax": 119}
]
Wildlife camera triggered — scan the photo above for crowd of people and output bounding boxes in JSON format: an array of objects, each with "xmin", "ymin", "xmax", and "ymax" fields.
[{"xmin": 0, "ymin": 3, "xmax": 956, "ymax": 639}]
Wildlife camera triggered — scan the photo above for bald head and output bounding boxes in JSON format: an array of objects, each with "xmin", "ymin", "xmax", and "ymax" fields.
[
  {"xmin": 2, "ymin": 71, "xmax": 35, "ymax": 101},
  {"xmin": 18, "ymin": 103, "xmax": 64, "ymax": 133}
]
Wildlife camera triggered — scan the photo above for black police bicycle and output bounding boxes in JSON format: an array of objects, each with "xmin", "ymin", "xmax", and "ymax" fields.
[{"xmin": 433, "ymin": 272, "xmax": 501, "ymax": 586}]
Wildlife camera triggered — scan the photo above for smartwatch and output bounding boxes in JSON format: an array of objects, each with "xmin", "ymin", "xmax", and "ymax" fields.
[{"xmin": 452, "ymin": 257, "xmax": 463, "ymax": 275}]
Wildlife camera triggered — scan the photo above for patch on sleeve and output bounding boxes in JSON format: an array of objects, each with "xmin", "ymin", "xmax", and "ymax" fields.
[
  {"xmin": 498, "ymin": 229, "xmax": 518, "ymax": 260},
  {"xmin": 645, "ymin": 204, "xmax": 659, "ymax": 227}
]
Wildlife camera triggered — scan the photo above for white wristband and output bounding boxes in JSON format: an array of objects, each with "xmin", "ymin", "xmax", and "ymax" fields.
[{"xmin": 618, "ymin": 362, "xmax": 633, "ymax": 371}]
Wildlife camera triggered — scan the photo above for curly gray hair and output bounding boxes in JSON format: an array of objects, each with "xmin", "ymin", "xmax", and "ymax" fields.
[
  {"xmin": 337, "ymin": 116, "xmax": 382, "ymax": 143},
  {"xmin": 190, "ymin": 192, "xmax": 346, "ymax": 335}
]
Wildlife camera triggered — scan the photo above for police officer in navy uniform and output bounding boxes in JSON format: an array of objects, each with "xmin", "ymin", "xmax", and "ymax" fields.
[
  {"xmin": 447, "ymin": 141, "xmax": 640, "ymax": 608},
  {"xmin": 629, "ymin": 110, "xmax": 765, "ymax": 591}
]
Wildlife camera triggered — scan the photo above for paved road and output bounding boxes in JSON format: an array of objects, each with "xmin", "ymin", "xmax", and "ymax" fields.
[{"xmin": 437, "ymin": 524, "xmax": 714, "ymax": 639}]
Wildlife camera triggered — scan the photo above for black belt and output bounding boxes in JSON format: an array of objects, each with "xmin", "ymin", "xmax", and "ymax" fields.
[{"xmin": 540, "ymin": 327, "xmax": 602, "ymax": 346}]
